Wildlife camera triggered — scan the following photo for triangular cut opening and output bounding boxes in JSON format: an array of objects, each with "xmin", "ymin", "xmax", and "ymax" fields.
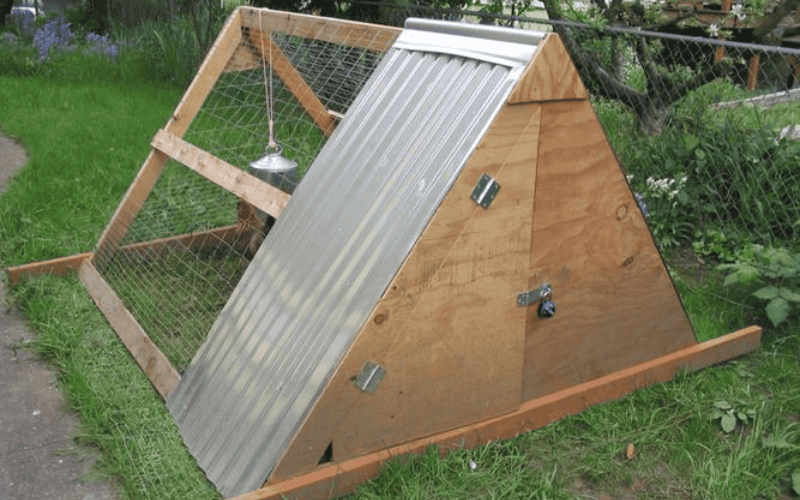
[{"xmin": 318, "ymin": 442, "xmax": 334, "ymax": 465}]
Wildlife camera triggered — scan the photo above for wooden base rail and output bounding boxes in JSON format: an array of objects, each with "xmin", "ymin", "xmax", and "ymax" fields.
[{"xmin": 230, "ymin": 326, "xmax": 761, "ymax": 500}]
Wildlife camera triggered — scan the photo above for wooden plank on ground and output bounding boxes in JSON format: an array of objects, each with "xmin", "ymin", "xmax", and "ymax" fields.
[
  {"xmin": 151, "ymin": 129, "xmax": 289, "ymax": 219},
  {"xmin": 246, "ymin": 28, "xmax": 337, "ymax": 136},
  {"xmin": 79, "ymin": 260, "xmax": 180, "ymax": 399},
  {"xmin": 6, "ymin": 252, "xmax": 93, "ymax": 285},
  {"xmin": 271, "ymin": 102, "xmax": 542, "ymax": 481},
  {"xmin": 239, "ymin": 7, "xmax": 401, "ymax": 52},
  {"xmin": 236, "ymin": 326, "xmax": 761, "ymax": 500},
  {"xmin": 113, "ymin": 225, "xmax": 244, "ymax": 261},
  {"xmin": 522, "ymin": 99, "xmax": 697, "ymax": 400}
]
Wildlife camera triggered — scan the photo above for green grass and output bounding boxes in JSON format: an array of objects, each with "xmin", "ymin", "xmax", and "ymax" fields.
[
  {"xmin": 1, "ymin": 26, "xmax": 799, "ymax": 500},
  {"xmin": 0, "ymin": 75, "xmax": 182, "ymax": 265},
  {"xmin": 10, "ymin": 275, "xmax": 221, "ymax": 500}
]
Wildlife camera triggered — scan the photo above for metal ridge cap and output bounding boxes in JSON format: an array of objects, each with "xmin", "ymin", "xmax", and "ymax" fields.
[
  {"xmin": 404, "ymin": 17, "xmax": 545, "ymax": 46},
  {"xmin": 393, "ymin": 27, "xmax": 540, "ymax": 68}
]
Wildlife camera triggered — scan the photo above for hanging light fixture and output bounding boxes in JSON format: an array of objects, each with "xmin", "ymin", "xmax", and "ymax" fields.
[{"xmin": 249, "ymin": 13, "xmax": 298, "ymax": 193}]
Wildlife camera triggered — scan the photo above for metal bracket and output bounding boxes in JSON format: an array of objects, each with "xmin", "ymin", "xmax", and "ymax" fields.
[
  {"xmin": 470, "ymin": 173, "xmax": 500, "ymax": 209},
  {"xmin": 354, "ymin": 361, "xmax": 386, "ymax": 392},
  {"xmin": 517, "ymin": 284, "xmax": 552, "ymax": 307}
]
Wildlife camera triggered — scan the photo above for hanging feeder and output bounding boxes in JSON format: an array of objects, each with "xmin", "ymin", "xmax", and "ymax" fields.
[
  {"xmin": 249, "ymin": 143, "xmax": 299, "ymax": 194},
  {"xmin": 248, "ymin": 14, "xmax": 299, "ymax": 194}
]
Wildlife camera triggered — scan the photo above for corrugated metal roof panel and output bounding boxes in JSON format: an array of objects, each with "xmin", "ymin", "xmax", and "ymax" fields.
[{"xmin": 167, "ymin": 22, "xmax": 541, "ymax": 497}]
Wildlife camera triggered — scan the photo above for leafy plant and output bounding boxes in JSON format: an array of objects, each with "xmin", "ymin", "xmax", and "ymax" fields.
[
  {"xmin": 709, "ymin": 400, "xmax": 756, "ymax": 433},
  {"xmin": 718, "ymin": 244, "xmax": 800, "ymax": 326},
  {"xmin": 621, "ymin": 107, "xmax": 800, "ymax": 250},
  {"xmin": 691, "ymin": 228, "xmax": 747, "ymax": 264}
]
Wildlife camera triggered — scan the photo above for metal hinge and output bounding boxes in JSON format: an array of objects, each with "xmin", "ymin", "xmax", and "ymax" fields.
[
  {"xmin": 354, "ymin": 361, "xmax": 386, "ymax": 392},
  {"xmin": 470, "ymin": 173, "xmax": 500, "ymax": 209}
]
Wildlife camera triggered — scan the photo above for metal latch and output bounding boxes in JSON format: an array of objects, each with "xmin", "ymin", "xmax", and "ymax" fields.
[
  {"xmin": 518, "ymin": 284, "xmax": 556, "ymax": 319},
  {"xmin": 517, "ymin": 284, "xmax": 552, "ymax": 306},
  {"xmin": 470, "ymin": 173, "xmax": 500, "ymax": 209},
  {"xmin": 354, "ymin": 361, "xmax": 385, "ymax": 392}
]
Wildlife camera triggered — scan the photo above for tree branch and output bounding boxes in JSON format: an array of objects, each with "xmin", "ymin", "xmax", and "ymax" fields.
[{"xmin": 753, "ymin": 0, "xmax": 800, "ymax": 43}]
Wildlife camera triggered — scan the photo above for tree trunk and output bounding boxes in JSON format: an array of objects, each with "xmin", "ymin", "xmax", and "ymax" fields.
[
  {"xmin": 636, "ymin": 99, "xmax": 670, "ymax": 136},
  {"xmin": 0, "ymin": 0, "xmax": 14, "ymax": 27}
]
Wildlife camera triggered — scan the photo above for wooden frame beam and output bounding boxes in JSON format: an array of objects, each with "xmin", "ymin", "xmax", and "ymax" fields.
[
  {"xmin": 231, "ymin": 326, "xmax": 760, "ymax": 500},
  {"xmin": 151, "ymin": 129, "xmax": 290, "ymax": 219},
  {"xmin": 79, "ymin": 260, "xmax": 180, "ymax": 398},
  {"xmin": 246, "ymin": 27, "xmax": 338, "ymax": 136},
  {"xmin": 93, "ymin": 9, "xmax": 244, "ymax": 260},
  {"xmin": 238, "ymin": 7, "xmax": 401, "ymax": 53}
]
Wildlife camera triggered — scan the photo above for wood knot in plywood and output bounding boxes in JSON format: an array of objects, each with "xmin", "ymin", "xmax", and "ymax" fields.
[
  {"xmin": 616, "ymin": 204, "xmax": 629, "ymax": 220},
  {"xmin": 373, "ymin": 313, "xmax": 387, "ymax": 325},
  {"xmin": 622, "ymin": 256, "xmax": 634, "ymax": 267}
]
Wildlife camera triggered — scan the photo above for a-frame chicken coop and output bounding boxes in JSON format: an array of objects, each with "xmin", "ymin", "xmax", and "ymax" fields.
[{"xmin": 8, "ymin": 7, "xmax": 761, "ymax": 499}]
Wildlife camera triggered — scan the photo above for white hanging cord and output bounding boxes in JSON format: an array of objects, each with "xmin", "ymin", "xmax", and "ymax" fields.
[{"xmin": 258, "ymin": 13, "xmax": 278, "ymax": 152}]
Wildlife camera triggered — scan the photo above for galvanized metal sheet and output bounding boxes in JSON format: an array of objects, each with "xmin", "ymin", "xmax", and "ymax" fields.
[{"xmin": 167, "ymin": 21, "xmax": 542, "ymax": 498}]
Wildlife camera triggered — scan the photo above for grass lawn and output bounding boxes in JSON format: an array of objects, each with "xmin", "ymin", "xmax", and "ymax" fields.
[{"xmin": 2, "ymin": 73, "xmax": 799, "ymax": 500}]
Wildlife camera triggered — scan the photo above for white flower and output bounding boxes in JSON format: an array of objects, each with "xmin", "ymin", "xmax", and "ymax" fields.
[
  {"xmin": 731, "ymin": 3, "xmax": 745, "ymax": 21},
  {"xmin": 708, "ymin": 24, "xmax": 719, "ymax": 37},
  {"xmin": 469, "ymin": 459, "xmax": 477, "ymax": 470},
  {"xmin": 646, "ymin": 176, "xmax": 686, "ymax": 200}
]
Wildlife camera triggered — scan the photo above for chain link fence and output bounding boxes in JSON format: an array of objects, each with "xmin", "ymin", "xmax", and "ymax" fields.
[{"xmin": 359, "ymin": 2, "xmax": 800, "ymax": 255}]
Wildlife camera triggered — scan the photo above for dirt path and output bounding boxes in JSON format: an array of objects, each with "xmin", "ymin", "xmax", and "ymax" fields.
[{"xmin": 0, "ymin": 135, "xmax": 117, "ymax": 500}]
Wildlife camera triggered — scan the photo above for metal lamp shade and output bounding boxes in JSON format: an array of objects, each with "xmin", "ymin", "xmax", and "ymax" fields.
[{"xmin": 249, "ymin": 147, "xmax": 299, "ymax": 194}]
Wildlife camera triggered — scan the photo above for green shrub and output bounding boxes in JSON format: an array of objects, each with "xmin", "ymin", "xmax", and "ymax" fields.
[
  {"xmin": 719, "ymin": 244, "xmax": 800, "ymax": 327},
  {"xmin": 622, "ymin": 112, "xmax": 800, "ymax": 250}
]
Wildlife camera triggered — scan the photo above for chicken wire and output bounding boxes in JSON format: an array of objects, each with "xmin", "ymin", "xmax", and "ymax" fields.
[{"xmin": 92, "ymin": 14, "xmax": 388, "ymax": 373}]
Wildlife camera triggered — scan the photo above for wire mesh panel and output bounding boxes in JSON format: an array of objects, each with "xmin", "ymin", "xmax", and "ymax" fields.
[
  {"xmin": 91, "ymin": 8, "xmax": 396, "ymax": 375},
  {"xmin": 95, "ymin": 161, "xmax": 247, "ymax": 373}
]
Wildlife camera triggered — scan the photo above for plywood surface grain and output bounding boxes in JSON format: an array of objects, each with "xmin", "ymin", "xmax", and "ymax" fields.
[
  {"xmin": 521, "ymin": 99, "xmax": 697, "ymax": 401},
  {"xmin": 508, "ymin": 33, "xmax": 588, "ymax": 103},
  {"xmin": 270, "ymin": 103, "xmax": 543, "ymax": 481}
]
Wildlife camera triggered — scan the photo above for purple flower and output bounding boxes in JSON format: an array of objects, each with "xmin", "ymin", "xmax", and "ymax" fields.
[
  {"xmin": 85, "ymin": 31, "xmax": 119, "ymax": 59},
  {"xmin": 9, "ymin": 9, "xmax": 35, "ymax": 38},
  {"xmin": 635, "ymin": 192, "xmax": 650, "ymax": 219},
  {"xmin": 3, "ymin": 32, "xmax": 19, "ymax": 46},
  {"xmin": 33, "ymin": 16, "xmax": 75, "ymax": 60}
]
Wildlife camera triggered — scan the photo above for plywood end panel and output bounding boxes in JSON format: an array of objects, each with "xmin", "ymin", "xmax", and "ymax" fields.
[
  {"xmin": 521, "ymin": 100, "xmax": 696, "ymax": 401},
  {"xmin": 508, "ymin": 33, "xmax": 589, "ymax": 104},
  {"xmin": 269, "ymin": 103, "xmax": 542, "ymax": 482}
]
